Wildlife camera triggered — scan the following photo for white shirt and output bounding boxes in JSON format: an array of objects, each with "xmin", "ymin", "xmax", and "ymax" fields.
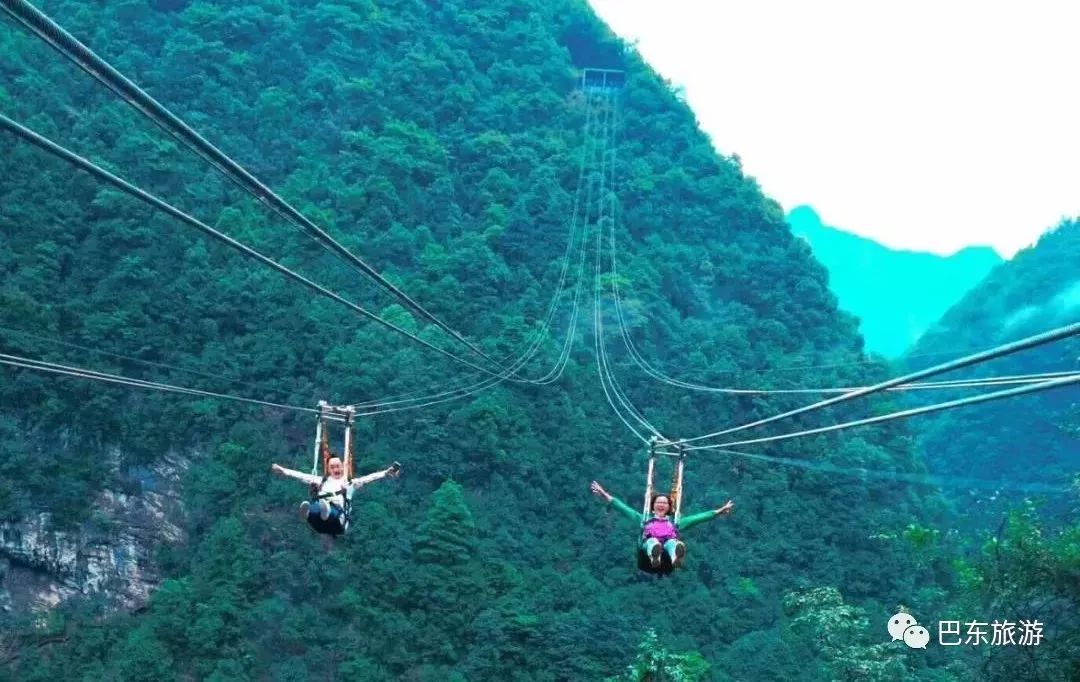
[
  {"xmin": 314, "ymin": 475, "xmax": 354, "ymax": 508},
  {"xmin": 276, "ymin": 466, "xmax": 390, "ymax": 508}
]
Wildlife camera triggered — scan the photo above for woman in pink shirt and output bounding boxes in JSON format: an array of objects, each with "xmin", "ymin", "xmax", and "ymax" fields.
[{"xmin": 591, "ymin": 480, "xmax": 733, "ymax": 571}]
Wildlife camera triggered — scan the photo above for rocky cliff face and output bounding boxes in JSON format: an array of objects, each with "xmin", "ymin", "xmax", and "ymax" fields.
[{"xmin": 0, "ymin": 451, "xmax": 187, "ymax": 616}]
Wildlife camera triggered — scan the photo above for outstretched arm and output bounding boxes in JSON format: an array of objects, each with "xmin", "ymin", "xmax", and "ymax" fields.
[
  {"xmin": 271, "ymin": 463, "xmax": 320, "ymax": 485},
  {"xmin": 351, "ymin": 462, "xmax": 401, "ymax": 487},
  {"xmin": 679, "ymin": 499, "xmax": 735, "ymax": 532},
  {"xmin": 591, "ymin": 481, "xmax": 644, "ymax": 524}
]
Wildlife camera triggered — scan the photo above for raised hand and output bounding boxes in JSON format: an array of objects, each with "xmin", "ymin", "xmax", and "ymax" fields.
[
  {"xmin": 590, "ymin": 480, "xmax": 612, "ymax": 502},
  {"xmin": 716, "ymin": 499, "xmax": 735, "ymax": 515},
  {"xmin": 271, "ymin": 463, "xmax": 285, "ymax": 475}
]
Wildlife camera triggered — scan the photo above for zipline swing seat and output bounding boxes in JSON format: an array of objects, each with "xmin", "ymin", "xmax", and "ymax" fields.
[
  {"xmin": 307, "ymin": 401, "xmax": 356, "ymax": 537},
  {"xmin": 635, "ymin": 439, "xmax": 686, "ymax": 577},
  {"xmin": 304, "ymin": 401, "xmax": 402, "ymax": 537}
]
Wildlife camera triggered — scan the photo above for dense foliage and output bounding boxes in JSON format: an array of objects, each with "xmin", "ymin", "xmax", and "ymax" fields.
[
  {"xmin": 0, "ymin": 0, "xmax": 1074, "ymax": 679},
  {"xmin": 904, "ymin": 221, "xmax": 1080, "ymax": 520},
  {"xmin": 888, "ymin": 223, "xmax": 1080, "ymax": 679}
]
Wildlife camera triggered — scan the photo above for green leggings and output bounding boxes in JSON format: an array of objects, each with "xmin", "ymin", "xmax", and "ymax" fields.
[{"xmin": 643, "ymin": 537, "xmax": 680, "ymax": 561}]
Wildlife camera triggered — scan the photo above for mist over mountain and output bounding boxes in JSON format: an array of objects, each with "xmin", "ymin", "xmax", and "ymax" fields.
[{"xmin": 788, "ymin": 205, "xmax": 1003, "ymax": 358}]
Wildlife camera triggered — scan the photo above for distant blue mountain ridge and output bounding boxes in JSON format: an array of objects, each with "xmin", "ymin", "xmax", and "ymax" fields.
[{"xmin": 787, "ymin": 205, "xmax": 1003, "ymax": 357}]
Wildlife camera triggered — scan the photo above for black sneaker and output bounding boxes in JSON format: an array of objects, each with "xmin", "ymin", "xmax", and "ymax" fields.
[
  {"xmin": 672, "ymin": 541, "xmax": 687, "ymax": 568},
  {"xmin": 649, "ymin": 542, "xmax": 663, "ymax": 568}
]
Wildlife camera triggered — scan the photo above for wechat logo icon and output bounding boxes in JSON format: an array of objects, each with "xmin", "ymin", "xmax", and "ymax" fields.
[{"xmin": 888, "ymin": 612, "xmax": 929, "ymax": 649}]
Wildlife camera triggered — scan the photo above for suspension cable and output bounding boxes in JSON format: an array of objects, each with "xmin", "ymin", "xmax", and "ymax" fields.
[
  {"xmin": 678, "ymin": 321, "xmax": 1080, "ymax": 444},
  {"xmin": 342, "ymin": 91, "xmax": 602, "ymax": 410},
  {"xmin": 528, "ymin": 104, "xmax": 597, "ymax": 387},
  {"xmin": 358, "ymin": 90, "xmax": 596, "ymax": 398},
  {"xmin": 594, "ymin": 248, "xmax": 649, "ymax": 443},
  {"xmin": 599, "ymin": 100, "xmax": 663, "ymax": 437},
  {"xmin": 0, "ymin": 0, "xmax": 542, "ymax": 377},
  {"xmin": 610, "ymin": 342, "xmax": 1078, "ymax": 393},
  {"xmin": 601, "ymin": 136, "xmax": 1077, "ymax": 397},
  {"xmin": 589, "ymin": 112, "xmax": 648, "ymax": 441},
  {"xmin": 714, "ymin": 447, "xmax": 1072, "ymax": 494},
  {"xmin": 352, "ymin": 93, "xmax": 605, "ymax": 415},
  {"xmin": 686, "ymin": 373, "xmax": 1080, "ymax": 451},
  {"xmin": 0, "ymin": 352, "xmax": 322, "ymax": 415},
  {"xmin": 882, "ymin": 371, "xmax": 1080, "ymax": 390},
  {"xmin": 0, "ymin": 113, "xmax": 523, "ymax": 382},
  {"xmin": 12, "ymin": 0, "xmax": 1072, "ymax": 437},
  {"xmin": 499, "ymin": 90, "xmax": 597, "ymax": 387},
  {"xmin": 0, "ymin": 323, "xmax": 295, "ymax": 399},
  {"xmin": 349, "ymin": 142, "xmax": 599, "ymax": 415},
  {"xmin": 590, "ymin": 84, "xmax": 1079, "ymax": 448},
  {"xmin": 591, "ymin": 96, "xmax": 663, "ymax": 443}
]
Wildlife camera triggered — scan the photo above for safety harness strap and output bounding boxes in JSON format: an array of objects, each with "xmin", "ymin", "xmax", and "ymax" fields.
[
  {"xmin": 342, "ymin": 406, "xmax": 355, "ymax": 481},
  {"xmin": 642, "ymin": 437, "xmax": 657, "ymax": 517},
  {"xmin": 641, "ymin": 438, "xmax": 687, "ymax": 524},
  {"xmin": 310, "ymin": 475, "xmax": 352, "ymax": 529},
  {"xmin": 310, "ymin": 401, "xmax": 327, "ymax": 476},
  {"xmin": 671, "ymin": 445, "xmax": 686, "ymax": 525}
]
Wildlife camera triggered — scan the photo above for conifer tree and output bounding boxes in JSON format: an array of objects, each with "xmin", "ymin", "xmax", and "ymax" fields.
[
  {"xmin": 409, "ymin": 480, "xmax": 487, "ymax": 667},
  {"xmin": 414, "ymin": 479, "xmax": 476, "ymax": 566}
]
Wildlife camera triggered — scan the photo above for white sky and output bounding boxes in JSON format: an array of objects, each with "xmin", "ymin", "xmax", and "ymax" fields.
[{"xmin": 588, "ymin": 0, "xmax": 1080, "ymax": 257}]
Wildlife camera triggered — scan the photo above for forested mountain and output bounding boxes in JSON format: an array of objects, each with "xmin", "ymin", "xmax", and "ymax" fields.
[
  {"xmin": 896, "ymin": 222, "xmax": 1080, "ymax": 681},
  {"xmin": 788, "ymin": 206, "xmax": 1002, "ymax": 358},
  {"xmin": 904, "ymin": 220, "xmax": 1080, "ymax": 515},
  {"xmin": 0, "ymin": 1, "xmax": 1075, "ymax": 680}
]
